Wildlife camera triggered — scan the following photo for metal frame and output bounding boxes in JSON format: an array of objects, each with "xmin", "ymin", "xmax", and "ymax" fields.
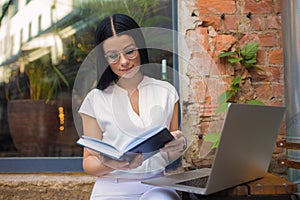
[{"xmin": 0, "ymin": 157, "xmax": 83, "ymax": 172}]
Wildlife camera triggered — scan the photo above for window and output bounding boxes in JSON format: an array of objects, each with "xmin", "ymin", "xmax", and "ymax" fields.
[
  {"xmin": 0, "ymin": 0, "xmax": 176, "ymax": 172},
  {"xmin": 20, "ymin": 29, "xmax": 23, "ymax": 48},
  {"xmin": 10, "ymin": 35, "xmax": 13, "ymax": 56},
  {"xmin": 28, "ymin": 22, "xmax": 32, "ymax": 40},
  {"xmin": 38, "ymin": 15, "xmax": 42, "ymax": 32}
]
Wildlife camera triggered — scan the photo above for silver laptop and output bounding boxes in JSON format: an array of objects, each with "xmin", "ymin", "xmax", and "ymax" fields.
[{"xmin": 142, "ymin": 103, "xmax": 285, "ymax": 195}]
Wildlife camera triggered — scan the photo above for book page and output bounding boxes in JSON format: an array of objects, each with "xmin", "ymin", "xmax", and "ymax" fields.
[{"xmin": 79, "ymin": 136, "xmax": 122, "ymax": 158}]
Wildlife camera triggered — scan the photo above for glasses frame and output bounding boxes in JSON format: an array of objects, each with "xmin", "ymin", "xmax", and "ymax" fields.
[{"xmin": 104, "ymin": 47, "xmax": 139, "ymax": 64}]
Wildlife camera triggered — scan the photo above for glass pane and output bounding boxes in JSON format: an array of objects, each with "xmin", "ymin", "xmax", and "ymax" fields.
[{"xmin": 0, "ymin": 0, "xmax": 173, "ymax": 158}]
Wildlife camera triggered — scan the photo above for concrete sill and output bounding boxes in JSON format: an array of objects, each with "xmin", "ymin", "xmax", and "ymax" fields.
[{"xmin": 0, "ymin": 173, "xmax": 96, "ymax": 200}]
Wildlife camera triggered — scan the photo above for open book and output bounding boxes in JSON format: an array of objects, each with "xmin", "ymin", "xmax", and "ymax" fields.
[{"xmin": 76, "ymin": 126, "xmax": 174, "ymax": 161}]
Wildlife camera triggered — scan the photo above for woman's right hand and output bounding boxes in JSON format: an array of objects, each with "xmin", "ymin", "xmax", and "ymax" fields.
[{"xmin": 99, "ymin": 153, "xmax": 144, "ymax": 170}]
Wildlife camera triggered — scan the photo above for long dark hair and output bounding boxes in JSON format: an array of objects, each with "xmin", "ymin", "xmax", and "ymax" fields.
[{"xmin": 95, "ymin": 14, "xmax": 149, "ymax": 90}]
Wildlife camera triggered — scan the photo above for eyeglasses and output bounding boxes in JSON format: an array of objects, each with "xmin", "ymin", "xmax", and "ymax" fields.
[{"xmin": 104, "ymin": 47, "xmax": 139, "ymax": 64}]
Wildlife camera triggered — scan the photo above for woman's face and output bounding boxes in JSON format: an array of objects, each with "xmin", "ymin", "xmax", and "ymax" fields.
[{"xmin": 103, "ymin": 35, "xmax": 141, "ymax": 79}]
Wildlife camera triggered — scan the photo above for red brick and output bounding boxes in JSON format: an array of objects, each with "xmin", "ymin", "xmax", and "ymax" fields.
[
  {"xmin": 187, "ymin": 52, "xmax": 226, "ymax": 77},
  {"xmin": 190, "ymin": 77, "xmax": 228, "ymax": 103},
  {"xmin": 272, "ymin": 84, "xmax": 285, "ymax": 99},
  {"xmin": 267, "ymin": 16, "xmax": 282, "ymax": 30},
  {"xmin": 250, "ymin": 16, "xmax": 266, "ymax": 31},
  {"xmin": 279, "ymin": 31, "xmax": 283, "ymax": 48},
  {"xmin": 200, "ymin": 16, "xmax": 222, "ymax": 31},
  {"xmin": 266, "ymin": 101, "xmax": 285, "ymax": 107},
  {"xmin": 216, "ymin": 59, "xmax": 235, "ymax": 75},
  {"xmin": 238, "ymin": 34, "xmax": 260, "ymax": 47},
  {"xmin": 199, "ymin": 104, "xmax": 219, "ymax": 118},
  {"xmin": 253, "ymin": 83, "xmax": 272, "ymax": 100},
  {"xmin": 223, "ymin": 15, "xmax": 239, "ymax": 30},
  {"xmin": 199, "ymin": 27, "xmax": 210, "ymax": 50},
  {"xmin": 258, "ymin": 33, "xmax": 278, "ymax": 47},
  {"xmin": 244, "ymin": 0, "xmax": 276, "ymax": 14},
  {"xmin": 277, "ymin": 0, "xmax": 281, "ymax": 14},
  {"xmin": 196, "ymin": 0, "xmax": 236, "ymax": 14},
  {"xmin": 257, "ymin": 49, "xmax": 267, "ymax": 65},
  {"xmin": 190, "ymin": 78, "xmax": 207, "ymax": 103},
  {"xmin": 186, "ymin": 27, "xmax": 209, "ymax": 52},
  {"xmin": 269, "ymin": 49, "xmax": 283, "ymax": 65},
  {"xmin": 210, "ymin": 77, "xmax": 230, "ymax": 100},
  {"xmin": 250, "ymin": 66, "xmax": 281, "ymax": 82},
  {"xmin": 182, "ymin": 0, "xmax": 285, "ymax": 176},
  {"xmin": 212, "ymin": 34, "xmax": 236, "ymax": 51}
]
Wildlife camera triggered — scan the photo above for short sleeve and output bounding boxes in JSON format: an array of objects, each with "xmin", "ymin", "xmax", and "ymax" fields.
[
  {"xmin": 162, "ymin": 80, "xmax": 179, "ymax": 105},
  {"xmin": 171, "ymin": 84, "xmax": 179, "ymax": 104},
  {"xmin": 78, "ymin": 89, "xmax": 96, "ymax": 118}
]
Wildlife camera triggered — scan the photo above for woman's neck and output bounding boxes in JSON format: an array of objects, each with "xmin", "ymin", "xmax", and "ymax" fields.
[{"xmin": 116, "ymin": 72, "xmax": 144, "ymax": 91}]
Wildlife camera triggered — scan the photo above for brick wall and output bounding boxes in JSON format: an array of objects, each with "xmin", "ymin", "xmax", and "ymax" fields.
[{"xmin": 179, "ymin": 0, "xmax": 285, "ymax": 174}]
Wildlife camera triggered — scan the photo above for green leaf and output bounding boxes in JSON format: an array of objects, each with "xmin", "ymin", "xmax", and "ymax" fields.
[
  {"xmin": 230, "ymin": 84, "xmax": 240, "ymax": 92},
  {"xmin": 218, "ymin": 91, "xmax": 232, "ymax": 104},
  {"xmin": 241, "ymin": 42, "xmax": 258, "ymax": 60},
  {"xmin": 218, "ymin": 51, "xmax": 235, "ymax": 58},
  {"xmin": 204, "ymin": 132, "xmax": 221, "ymax": 149},
  {"xmin": 244, "ymin": 58, "xmax": 257, "ymax": 69},
  {"xmin": 228, "ymin": 57, "xmax": 243, "ymax": 63},
  {"xmin": 246, "ymin": 100, "xmax": 265, "ymax": 105},
  {"xmin": 204, "ymin": 132, "xmax": 221, "ymax": 143},
  {"xmin": 231, "ymin": 76, "xmax": 242, "ymax": 85},
  {"xmin": 245, "ymin": 59, "xmax": 257, "ymax": 64},
  {"xmin": 253, "ymin": 65, "xmax": 264, "ymax": 71},
  {"xmin": 216, "ymin": 102, "xmax": 229, "ymax": 113},
  {"xmin": 53, "ymin": 66, "xmax": 69, "ymax": 88},
  {"xmin": 244, "ymin": 63, "xmax": 254, "ymax": 69},
  {"xmin": 211, "ymin": 140, "xmax": 220, "ymax": 149}
]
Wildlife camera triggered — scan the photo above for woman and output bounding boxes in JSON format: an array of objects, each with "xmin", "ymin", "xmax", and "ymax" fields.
[{"xmin": 79, "ymin": 13, "xmax": 186, "ymax": 200}]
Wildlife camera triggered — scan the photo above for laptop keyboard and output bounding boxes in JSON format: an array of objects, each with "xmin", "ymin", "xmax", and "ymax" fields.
[{"xmin": 177, "ymin": 176, "xmax": 209, "ymax": 188}]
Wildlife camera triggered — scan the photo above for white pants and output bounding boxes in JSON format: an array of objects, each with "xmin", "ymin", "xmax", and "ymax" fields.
[{"xmin": 90, "ymin": 177, "xmax": 180, "ymax": 200}]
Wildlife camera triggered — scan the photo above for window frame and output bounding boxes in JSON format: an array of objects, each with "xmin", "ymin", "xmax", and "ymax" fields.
[{"xmin": 0, "ymin": 0, "xmax": 178, "ymax": 173}]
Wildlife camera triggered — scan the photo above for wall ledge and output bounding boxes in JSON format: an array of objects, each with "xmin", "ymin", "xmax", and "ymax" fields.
[{"xmin": 0, "ymin": 173, "xmax": 96, "ymax": 200}]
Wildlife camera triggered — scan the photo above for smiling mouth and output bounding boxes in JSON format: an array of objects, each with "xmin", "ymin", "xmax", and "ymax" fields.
[{"xmin": 121, "ymin": 66, "xmax": 134, "ymax": 72}]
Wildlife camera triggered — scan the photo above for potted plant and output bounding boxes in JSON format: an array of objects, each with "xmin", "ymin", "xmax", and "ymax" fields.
[{"xmin": 6, "ymin": 57, "xmax": 69, "ymax": 156}]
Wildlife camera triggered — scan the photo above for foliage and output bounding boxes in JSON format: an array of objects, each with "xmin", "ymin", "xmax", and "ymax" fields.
[
  {"xmin": 121, "ymin": 0, "xmax": 170, "ymax": 27},
  {"xmin": 25, "ymin": 59, "xmax": 69, "ymax": 102},
  {"xmin": 204, "ymin": 132, "xmax": 221, "ymax": 149},
  {"xmin": 216, "ymin": 42, "xmax": 264, "ymax": 114},
  {"xmin": 75, "ymin": 0, "xmax": 171, "ymax": 27},
  {"xmin": 218, "ymin": 42, "xmax": 260, "ymax": 70},
  {"xmin": 204, "ymin": 42, "xmax": 264, "ymax": 149},
  {"xmin": 66, "ymin": 36, "xmax": 90, "ymax": 63}
]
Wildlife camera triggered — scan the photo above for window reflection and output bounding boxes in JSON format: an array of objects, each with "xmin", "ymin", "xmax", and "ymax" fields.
[{"xmin": 0, "ymin": 0, "xmax": 173, "ymax": 158}]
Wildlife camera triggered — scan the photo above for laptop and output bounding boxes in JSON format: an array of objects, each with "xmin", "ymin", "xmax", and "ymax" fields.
[{"xmin": 142, "ymin": 103, "xmax": 285, "ymax": 195}]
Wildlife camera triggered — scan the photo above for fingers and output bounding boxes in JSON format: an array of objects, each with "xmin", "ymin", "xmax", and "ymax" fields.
[
  {"xmin": 100, "ymin": 155, "xmax": 130, "ymax": 170},
  {"xmin": 128, "ymin": 154, "xmax": 144, "ymax": 169},
  {"xmin": 161, "ymin": 142, "xmax": 184, "ymax": 152},
  {"xmin": 161, "ymin": 130, "xmax": 187, "ymax": 153},
  {"xmin": 170, "ymin": 130, "xmax": 183, "ymax": 139},
  {"xmin": 99, "ymin": 153, "xmax": 144, "ymax": 170}
]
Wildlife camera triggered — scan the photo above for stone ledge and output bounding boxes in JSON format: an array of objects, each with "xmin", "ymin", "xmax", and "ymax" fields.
[{"xmin": 0, "ymin": 173, "xmax": 97, "ymax": 200}]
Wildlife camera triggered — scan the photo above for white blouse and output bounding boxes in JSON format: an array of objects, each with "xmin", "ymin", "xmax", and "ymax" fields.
[{"xmin": 79, "ymin": 76, "xmax": 179, "ymax": 179}]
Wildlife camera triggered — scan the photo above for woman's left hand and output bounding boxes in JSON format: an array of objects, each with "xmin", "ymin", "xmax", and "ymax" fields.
[{"xmin": 160, "ymin": 130, "xmax": 187, "ymax": 153}]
